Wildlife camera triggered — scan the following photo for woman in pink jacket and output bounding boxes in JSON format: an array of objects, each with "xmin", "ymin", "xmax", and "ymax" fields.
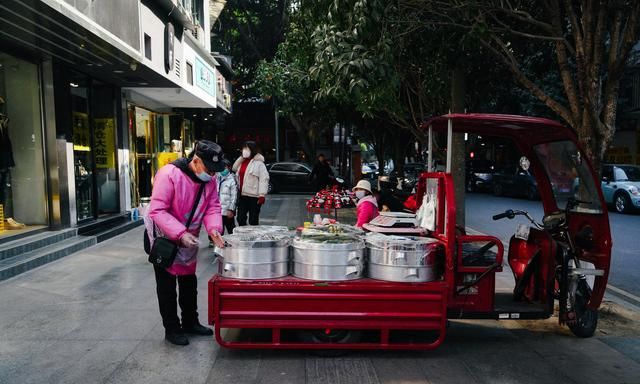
[
  {"xmin": 147, "ymin": 140, "xmax": 225, "ymax": 346},
  {"xmin": 353, "ymin": 180, "xmax": 379, "ymax": 227}
]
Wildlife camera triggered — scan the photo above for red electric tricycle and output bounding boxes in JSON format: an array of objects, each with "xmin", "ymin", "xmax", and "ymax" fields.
[{"xmin": 208, "ymin": 114, "xmax": 612, "ymax": 350}]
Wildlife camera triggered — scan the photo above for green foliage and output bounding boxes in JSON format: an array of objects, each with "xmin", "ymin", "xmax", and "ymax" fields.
[
  {"xmin": 211, "ymin": 0, "xmax": 291, "ymax": 100},
  {"xmin": 310, "ymin": 0, "xmax": 400, "ymax": 117}
]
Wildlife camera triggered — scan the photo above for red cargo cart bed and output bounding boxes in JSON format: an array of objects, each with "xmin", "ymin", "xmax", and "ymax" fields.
[{"xmin": 208, "ymin": 275, "xmax": 448, "ymax": 350}]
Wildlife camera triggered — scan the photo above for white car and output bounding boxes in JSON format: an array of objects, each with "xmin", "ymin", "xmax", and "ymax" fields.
[{"xmin": 601, "ymin": 164, "xmax": 640, "ymax": 213}]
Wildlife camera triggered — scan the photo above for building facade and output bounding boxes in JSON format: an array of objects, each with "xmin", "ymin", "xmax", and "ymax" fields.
[{"xmin": 0, "ymin": 0, "xmax": 230, "ymax": 241}]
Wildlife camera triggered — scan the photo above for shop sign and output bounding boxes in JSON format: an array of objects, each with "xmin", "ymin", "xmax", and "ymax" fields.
[
  {"xmin": 195, "ymin": 57, "xmax": 215, "ymax": 97},
  {"xmin": 94, "ymin": 118, "xmax": 115, "ymax": 169},
  {"xmin": 164, "ymin": 22, "xmax": 175, "ymax": 74},
  {"xmin": 72, "ymin": 112, "xmax": 90, "ymax": 152}
]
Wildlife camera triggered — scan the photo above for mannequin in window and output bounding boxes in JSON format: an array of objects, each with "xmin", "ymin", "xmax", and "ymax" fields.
[{"xmin": 0, "ymin": 96, "xmax": 24, "ymax": 229}]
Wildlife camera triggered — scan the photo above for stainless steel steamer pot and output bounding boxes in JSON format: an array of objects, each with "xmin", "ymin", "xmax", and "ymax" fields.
[
  {"xmin": 292, "ymin": 262, "xmax": 362, "ymax": 281},
  {"xmin": 221, "ymin": 260, "xmax": 289, "ymax": 279},
  {"xmin": 367, "ymin": 263, "xmax": 436, "ymax": 282},
  {"xmin": 292, "ymin": 238, "xmax": 364, "ymax": 281},
  {"xmin": 220, "ymin": 233, "xmax": 292, "ymax": 279}
]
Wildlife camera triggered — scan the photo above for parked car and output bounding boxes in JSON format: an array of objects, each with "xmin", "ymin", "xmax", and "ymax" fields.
[
  {"xmin": 267, "ymin": 162, "xmax": 344, "ymax": 193},
  {"xmin": 465, "ymin": 159, "xmax": 494, "ymax": 193},
  {"xmin": 601, "ymin": 164, "xmax": 640, "ymax": 213},
  {"xmin": 492, "ymin": 164, "xmax": 539, "ymax": 200},
  {"xmin": 266, "ymin": 162, "xmax": 315, "ymax": 193}
]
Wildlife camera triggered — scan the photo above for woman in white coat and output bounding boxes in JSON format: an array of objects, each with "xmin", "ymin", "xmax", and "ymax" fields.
[{"xmin": 232, "ymin": 141, "xmax": 270, "ymax": 226}]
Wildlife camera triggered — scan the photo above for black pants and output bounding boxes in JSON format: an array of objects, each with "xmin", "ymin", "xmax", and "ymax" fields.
[
  {"xmin": 153, "ymin": 266, "xmax": 199, "ymax": 334},
  {"xmin": 237, "ymin": 196, "xmax": 261, "ymax": 226},
  {"xmin": 222, "ymin": 215, "xmax": 235, "ymax": 234}
]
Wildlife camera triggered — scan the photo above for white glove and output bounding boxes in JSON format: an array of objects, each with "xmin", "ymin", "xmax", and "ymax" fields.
[{"xmin": 179, "ymin": 232, "xmax": 200, "ymax": 248}]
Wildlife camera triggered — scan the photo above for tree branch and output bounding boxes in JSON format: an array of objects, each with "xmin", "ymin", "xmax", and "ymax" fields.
[{"xmin": 482, "ymin": 36, "xmax": 575, "ymax": 128}]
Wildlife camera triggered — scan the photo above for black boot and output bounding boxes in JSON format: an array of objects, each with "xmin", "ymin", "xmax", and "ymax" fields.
[
  {"xmin": 183, "ymin": 323, "xmax": 213, "ymax": 336},
  {"xmin": 165, "ymin": 331, "xmax": 189, "ymax": 346}
]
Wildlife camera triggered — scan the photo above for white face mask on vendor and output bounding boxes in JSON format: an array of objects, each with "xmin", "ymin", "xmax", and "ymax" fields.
[
  {"xmin": 355, "ymin": 190, "xmax": 366, "ymax": 200},
  {"xmin": 242, "ymin": 149, "xmax": 251, "ymax": 158}
]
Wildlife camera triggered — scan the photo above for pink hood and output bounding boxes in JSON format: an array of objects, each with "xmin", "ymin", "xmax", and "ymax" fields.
[{"xmin": 147, "ymin": 163, "xmax": 223, "ymax": 275}]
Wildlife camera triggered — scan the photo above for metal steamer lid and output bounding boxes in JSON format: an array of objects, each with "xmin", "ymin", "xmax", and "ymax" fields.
[
  {"xmin": 223, "ymin": 232, "xmax": 292, "ymax": 248},
  {"xmin": 293, "ymin": 231, "xmax": 365, "ymax": 251},
  {"xmin": 365, "ymin": 233, "xmax": 440, "ymax": 250},
  {"xmin": 233, "ymin": 225, "xmax": 290, "ymax": 234}
]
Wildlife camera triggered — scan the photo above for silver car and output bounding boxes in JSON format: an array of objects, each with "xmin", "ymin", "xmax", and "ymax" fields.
[{"xmin": 601, "ymin": 164, "xmax": 640, "ymax": 213}]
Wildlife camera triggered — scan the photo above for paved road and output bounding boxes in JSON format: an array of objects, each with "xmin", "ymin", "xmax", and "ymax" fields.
[
  {"xmin": 465, "ymin": 193, "xmax": 640, "ymax": 297},
  {"xmin": 0, "ymin": 194, "xmax": 639, "ymax": 384}
]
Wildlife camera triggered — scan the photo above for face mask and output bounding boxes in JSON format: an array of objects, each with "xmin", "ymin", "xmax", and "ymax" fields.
[
  {"xmin": 355, "ymin": 190, "xmax": 366, "ymax": 200},
  {"xmin": 197, "ymin": 172, "xmax": 212, "ymax": 183},
  {"xmin": 242, "ymin": 149, "xmax": 251, "ymax": 159},
  {"xmin": 220, "ymin": 169, "xmax": 230, "ymax": 177}
]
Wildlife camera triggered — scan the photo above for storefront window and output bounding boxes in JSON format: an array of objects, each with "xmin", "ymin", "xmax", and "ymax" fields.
[
  {"xmin": 129, "ymin": 107, "xmax": 195, "ymax": 208},
  {"xmin": 0, "ymin": 53, "xmax": 48, "ymax": 238}
]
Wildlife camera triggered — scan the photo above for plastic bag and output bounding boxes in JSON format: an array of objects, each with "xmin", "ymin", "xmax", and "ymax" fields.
[{"xmin": 417, "ymin": 193, "xmax": 436, "ymax": 231}]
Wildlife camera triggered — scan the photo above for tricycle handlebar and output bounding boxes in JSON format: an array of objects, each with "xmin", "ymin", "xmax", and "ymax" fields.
[{"xmin": 492, "ymin": 209, "xmax": 515, "ymax": 221}]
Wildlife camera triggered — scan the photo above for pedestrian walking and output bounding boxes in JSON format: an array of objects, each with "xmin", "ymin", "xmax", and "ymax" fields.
[
  {"xmin": 309, "ymin": 153, "xmax": 334, "ymax": 191},
  {"xmin": 147, "ymin": 140, "xmax": 226, "ymax": 346},
  {"xmin": 217, "ymin": 159, "xmax": 237, "ymax": 234},
  {"xmin": 232, "ymin": 141, "xmax": 269, "ymax": 226},
  {"xmin": 352, "ymin": 179, "xmax": 379, "ymax": 227}
]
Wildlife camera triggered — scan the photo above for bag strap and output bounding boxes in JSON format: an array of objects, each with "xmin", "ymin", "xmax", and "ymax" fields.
[{"xmin": 185, "ymin": 184, "xmax": 205, "ymax": 229}]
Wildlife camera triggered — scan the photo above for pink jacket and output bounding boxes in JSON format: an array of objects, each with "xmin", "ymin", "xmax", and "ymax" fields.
[
  {"xmin": 148, "ymin": 164, "xmax": 223, "ymax": 275},
  {"xmin": 355, "ymin": 195, "xmax": 379, "ymax": 227}
]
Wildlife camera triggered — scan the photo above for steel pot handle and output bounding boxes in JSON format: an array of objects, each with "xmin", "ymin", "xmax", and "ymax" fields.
[
  {"xmin": 345, "ymin": 265, "xmax": 359, "ymax": 276},
  {"xmin": 223, "ymin": 263, "xmax": 234, "ymax": 272},
  {"xmin": 394, "ymin": 251, "xmax": 406, "ymax": 261},
  {"xmin": 405, "ymin": 268, "xmax": 419, "ymax": 278},
  {"xmin": 347, "ymin": 251, "xmax": 360, "ymax": 263}
]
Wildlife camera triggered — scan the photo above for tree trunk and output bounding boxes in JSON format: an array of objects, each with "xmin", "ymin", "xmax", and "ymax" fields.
[
  {"xmin": 451, "ymin": 64, "xmax": 466, "ymax": 228},
  {"xmin": 289, "ymin": 114, "xmax": 315, "ymax": 160}
]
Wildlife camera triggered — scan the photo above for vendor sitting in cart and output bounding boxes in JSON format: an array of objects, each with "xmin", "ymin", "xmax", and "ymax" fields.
[{"xmin": 353, "ymin": 180, "xmax": 379, "ymax": 227}]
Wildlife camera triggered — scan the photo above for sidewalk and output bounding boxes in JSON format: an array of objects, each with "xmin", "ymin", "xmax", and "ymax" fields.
[{"xmin": 0, "ymin": 195, "xmax": 638, "ymax": 384}]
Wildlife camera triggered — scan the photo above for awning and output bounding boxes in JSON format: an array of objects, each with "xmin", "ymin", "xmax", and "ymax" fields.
[{"xmin": 124, "ymin": 87, "xmax": 216, "ymax": 108}]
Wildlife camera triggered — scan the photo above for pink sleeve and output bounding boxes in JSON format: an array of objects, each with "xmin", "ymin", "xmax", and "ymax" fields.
[
  {"xmin": 148, "ymin": 168, "xmax": 187, "ymax": 241},
  {"xmin": 203, "ymin": 181, "xmax": 223, "ymax": 235},
  {"xmin": 356, "ymin": 202, "xmax": 375, "ymax": 227}
]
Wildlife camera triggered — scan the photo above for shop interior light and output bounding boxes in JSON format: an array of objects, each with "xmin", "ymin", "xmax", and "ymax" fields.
[
  {"xmin": 69, "ymin": 82, "xmax": 79, "ymax": 88},
  {"xmin": 113, "ymin": 70, "xmax": 125, "ymax": 74}
]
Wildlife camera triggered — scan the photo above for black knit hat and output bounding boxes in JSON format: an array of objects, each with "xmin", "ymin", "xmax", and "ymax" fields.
[{"xmin": 194, "ymin": 140, "xmax": 225, "ymax": 173}]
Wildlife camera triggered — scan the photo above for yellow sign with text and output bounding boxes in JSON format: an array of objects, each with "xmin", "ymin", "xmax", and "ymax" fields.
[{"xmin": 94, "ymin": 118, "xmax": 116, "ymax": 169}]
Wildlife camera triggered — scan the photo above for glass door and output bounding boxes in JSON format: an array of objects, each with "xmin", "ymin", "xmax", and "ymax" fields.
[
  {"xmin": 92, "ymin": 81, "xmax": 119, "ymax": 215},
  {"xmin": 70, "ymin": 77, "xmax": 94, "ymax": 222},
  {"xmin": 70, "ymin": 75, "xmax": 119, "ymax": 222}
]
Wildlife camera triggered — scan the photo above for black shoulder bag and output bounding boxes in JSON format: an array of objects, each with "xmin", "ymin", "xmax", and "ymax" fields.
[{"xmin": 146, "ymin": 184, "xmax": 205, "ymax": 268}]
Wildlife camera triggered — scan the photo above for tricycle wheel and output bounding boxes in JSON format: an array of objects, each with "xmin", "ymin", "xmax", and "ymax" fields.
[
  {"xmin": 568, "ymin": 279, "xmax": 598, "ymax": 338},
  {"xmin": 297, "ymin": 330, "xmax": 362, "ymax": 357}
]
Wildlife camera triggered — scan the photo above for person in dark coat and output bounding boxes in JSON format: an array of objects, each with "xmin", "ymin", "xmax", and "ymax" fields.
[{"xmin": 309, "ymin": 154, "xmax": 334, "ymax": 192}]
